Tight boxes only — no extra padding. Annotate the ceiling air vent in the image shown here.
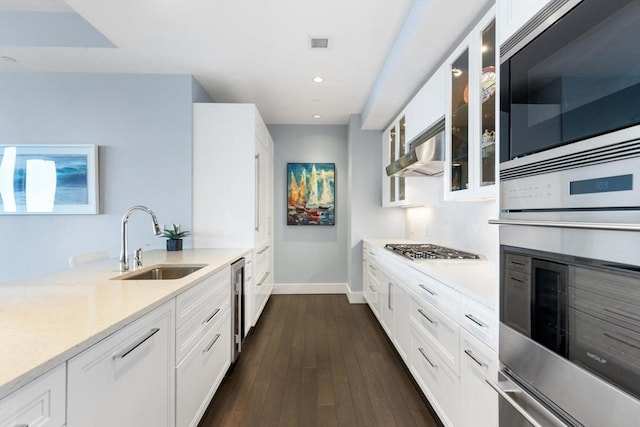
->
[309,37,329,49]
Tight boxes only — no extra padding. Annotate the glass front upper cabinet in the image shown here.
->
[479,19,496,187]
[450,48,470,192]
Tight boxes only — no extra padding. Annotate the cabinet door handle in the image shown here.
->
[257,271,269,286]
[257,245,270,255]
[388,282,393,310]
[465,313,487,328]
[255,153,260,232]
[419,284,437,296]
[202,308,221,325]
[369,285,376,292]
[369,264,377,271]
[14,424,29,427]
[464,349,487,367]
[417,308,437,325]
[114,328,160,359]
[418,347,437,369]
[203,333,221,353]
[369,251,376,256]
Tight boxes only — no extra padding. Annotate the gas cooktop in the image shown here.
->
[384,243,480,260]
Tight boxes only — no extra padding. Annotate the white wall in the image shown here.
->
[0,72,212,282]
[404,181,498,262]
[269,124,349,285]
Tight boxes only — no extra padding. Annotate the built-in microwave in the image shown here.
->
[499,0,640,164]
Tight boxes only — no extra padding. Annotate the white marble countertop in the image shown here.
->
[0,248,249,400]
[364,239,497,308]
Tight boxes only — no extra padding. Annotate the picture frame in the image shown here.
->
[287,162,335,226]
[0,144,99,215]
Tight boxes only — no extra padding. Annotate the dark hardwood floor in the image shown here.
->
[198,294,440,427]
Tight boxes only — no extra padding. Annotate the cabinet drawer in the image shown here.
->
[411,273,461,322]
[254,245,270,278]
[176,286,231,363]
[67,301,174,427]
[410,324,460,427]
[176,266,230,329]
[410,295,460,374]
[0,364,66,427]
[176,308,231,427]
[460,329,498,427]
[460,296,496,350]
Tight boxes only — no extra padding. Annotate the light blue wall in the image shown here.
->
[268,124,349,285]
[347,114,405,292]
[0,72,208,282]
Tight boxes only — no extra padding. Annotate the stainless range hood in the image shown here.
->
[386,119,445,177]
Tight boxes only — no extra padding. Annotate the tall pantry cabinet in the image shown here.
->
[192,103,274,334]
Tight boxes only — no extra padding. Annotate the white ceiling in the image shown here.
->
[0,0,492,129]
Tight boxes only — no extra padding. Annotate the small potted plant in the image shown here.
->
[161,224,190,251]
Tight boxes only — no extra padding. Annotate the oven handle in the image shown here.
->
[488,219,640,232]
[487,374,569,427]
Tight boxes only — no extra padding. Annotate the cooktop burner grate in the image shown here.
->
[384,243,480,260]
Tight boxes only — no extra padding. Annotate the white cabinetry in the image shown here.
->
[0,364,66,427]
[497,0,552,46]
[404,64,446,142]
[193,103,274,329]
[445,7,497,200]
[175,267,231,427]
[363,243,381,320]
[382,117,407,207]
[460,329,498,427]
[382,64,446,208]
[363,243,498,427]
[67,301,175,427]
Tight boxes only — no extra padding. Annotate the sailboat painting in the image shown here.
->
[287,162,335,225]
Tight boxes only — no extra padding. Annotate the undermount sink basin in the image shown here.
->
[115,264,207,280]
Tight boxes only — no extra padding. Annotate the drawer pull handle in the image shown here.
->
[604,307,640,322]
[509,277,525,283]
[203,333,221,353]
[418,347,437,369]
[14,425,29,427]
[257,271,269,286]
[417,308,437,325]
[369,285,376,292]
[603,332,640,351]
[257,245,270,255]
[464,349,487,367]
[465,313,487,328]
[369,251,376,256]
[369,264,377,271]
[203,308,221,325]
[419,284,437,296]
[114,328,160,359]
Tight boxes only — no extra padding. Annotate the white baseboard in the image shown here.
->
[273,283,347,295]
[273,283,366,304]
[346,289,365,304]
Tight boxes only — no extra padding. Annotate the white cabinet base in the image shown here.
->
[67,301,175,427]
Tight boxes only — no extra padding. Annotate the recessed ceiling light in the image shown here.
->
[312,76,325,83]
[312,114,321,119]
[1,56,17,63]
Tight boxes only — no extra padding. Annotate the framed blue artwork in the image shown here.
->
[0,144,99,215]
[287,162,335,225]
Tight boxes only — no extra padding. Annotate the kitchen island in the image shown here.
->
[0,248,249,400]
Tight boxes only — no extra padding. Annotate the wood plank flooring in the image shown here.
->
[198,294,441,427]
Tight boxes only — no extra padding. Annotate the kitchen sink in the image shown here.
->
[114,264,207,280]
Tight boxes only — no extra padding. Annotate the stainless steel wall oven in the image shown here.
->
[492,0,640,425]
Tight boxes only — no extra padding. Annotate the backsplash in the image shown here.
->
[404,200,498,262]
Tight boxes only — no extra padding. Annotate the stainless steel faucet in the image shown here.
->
[119,205,162,272]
